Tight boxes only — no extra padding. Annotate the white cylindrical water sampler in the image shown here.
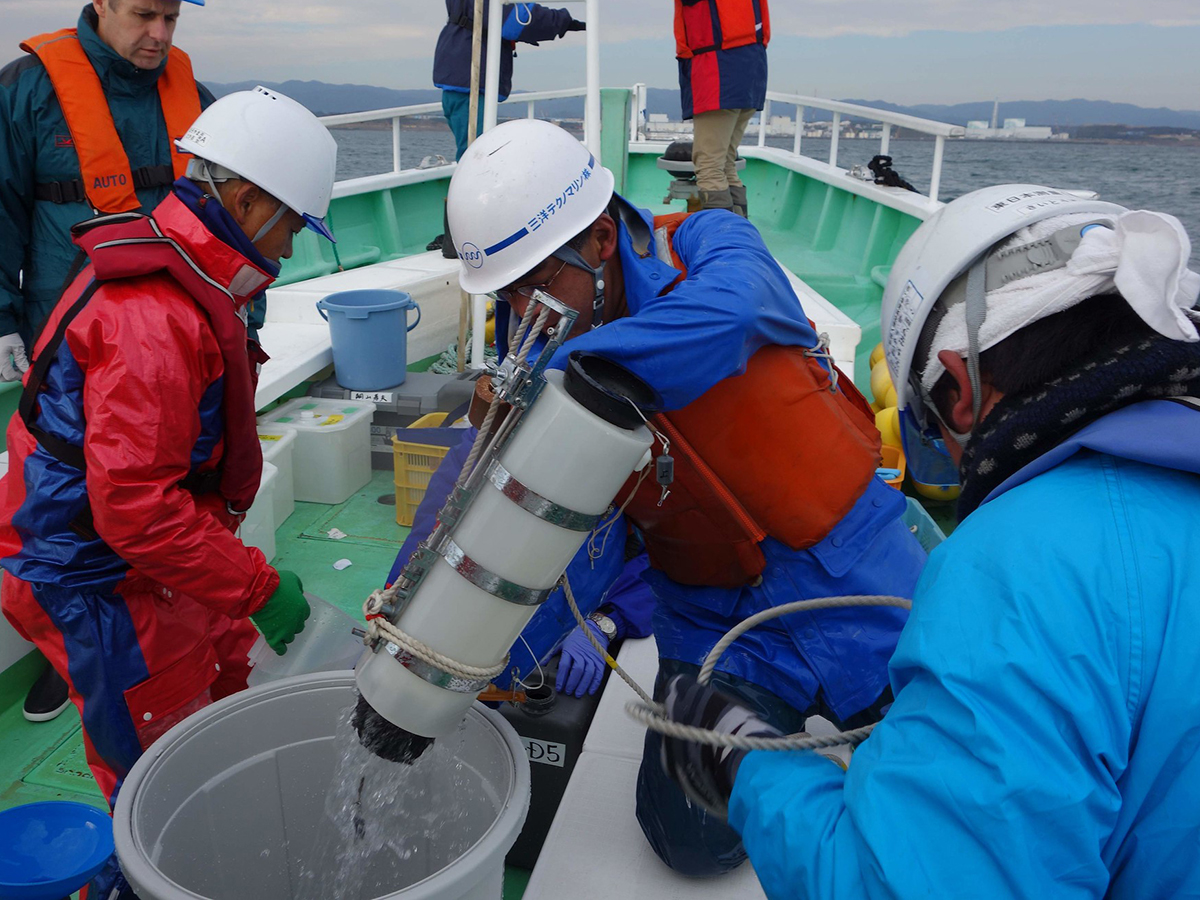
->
[355,353,656,759]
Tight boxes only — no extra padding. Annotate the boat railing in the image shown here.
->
[317,88,588,176]
[629,85,964,204]
[762,92,965,202]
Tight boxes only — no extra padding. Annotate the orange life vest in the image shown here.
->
[619,212,881,588]
[674,0,770,60]
[21,28,202,213]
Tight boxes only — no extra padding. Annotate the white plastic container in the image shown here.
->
[245,593,366,688]
[258,398,375,504]
[238,461,278,563]
[256,426,297,526]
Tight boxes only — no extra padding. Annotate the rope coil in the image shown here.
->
[562,571,913,751]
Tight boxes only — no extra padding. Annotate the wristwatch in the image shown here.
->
[587,611,618,642]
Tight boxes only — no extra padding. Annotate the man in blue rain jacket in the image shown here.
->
[659,186,1200,897]
[433,1,584,160]
[446,119,926,878]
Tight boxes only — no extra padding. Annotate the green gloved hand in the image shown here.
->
[249,570,310,655]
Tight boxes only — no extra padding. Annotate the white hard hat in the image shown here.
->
[176,86,338,242]
[447,119,615,295]
[881,184,1125,414]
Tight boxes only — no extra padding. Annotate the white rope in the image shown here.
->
[362,592,508,682]
[562,584,914,751]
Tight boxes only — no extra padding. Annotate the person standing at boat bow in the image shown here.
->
[659,185,1200,899]
[0,0,218,726]
[447,118,926,878]
[675,0,769,217]
[433,1,585,161]
[0,86,337,900]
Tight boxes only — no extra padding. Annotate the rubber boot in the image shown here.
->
[698,188,734,212]
[440,199,457,260]
[729,185,749,219]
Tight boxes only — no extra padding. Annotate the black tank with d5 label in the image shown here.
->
[499,654,611,870]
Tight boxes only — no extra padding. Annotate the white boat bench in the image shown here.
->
[524,635,769,900]
[254,253,861,411]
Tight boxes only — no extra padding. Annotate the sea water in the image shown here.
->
[329,126,1200,269]
[295,705,490,900]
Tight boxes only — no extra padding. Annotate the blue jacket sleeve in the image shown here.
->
[0,60,36,337]
[502,4,577,43]
[387,427,476,585]
[727,510,1129,899]
[603,551,654,639]
[553,211,819,411]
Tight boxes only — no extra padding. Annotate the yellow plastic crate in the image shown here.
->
[392,412,453,526]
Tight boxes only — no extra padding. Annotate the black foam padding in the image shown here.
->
[352,693,434,764]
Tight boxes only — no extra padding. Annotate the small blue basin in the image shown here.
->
[0,802,113,900]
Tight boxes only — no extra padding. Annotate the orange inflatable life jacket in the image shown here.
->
[21,28,202,213]
[618,212,881,588]
[674,0,770,60]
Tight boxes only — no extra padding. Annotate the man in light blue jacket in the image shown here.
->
[659,184,1200,898]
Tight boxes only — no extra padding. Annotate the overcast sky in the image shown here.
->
[2,1,1198,110]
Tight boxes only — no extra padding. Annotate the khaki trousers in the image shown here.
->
[691,108,755,192]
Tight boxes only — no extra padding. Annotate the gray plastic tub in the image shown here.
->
[113,672,530,900]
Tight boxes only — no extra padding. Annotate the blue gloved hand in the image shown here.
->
[555,621,609,698]
[660,674,780,818]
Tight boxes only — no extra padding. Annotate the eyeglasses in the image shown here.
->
[492,259,569,305]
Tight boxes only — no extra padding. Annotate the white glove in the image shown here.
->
[0,332,29,382]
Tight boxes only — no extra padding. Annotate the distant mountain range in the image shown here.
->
[208,80,1200,130]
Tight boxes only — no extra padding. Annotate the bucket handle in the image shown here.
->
[406,301,422,333]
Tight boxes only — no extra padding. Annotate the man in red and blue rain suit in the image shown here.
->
[0,85,329,898]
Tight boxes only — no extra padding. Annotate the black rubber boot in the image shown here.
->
[440,200,457,259]
[23,661,70,722]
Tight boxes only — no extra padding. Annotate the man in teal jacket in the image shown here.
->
[659,185,1200,898]
[0,0,214,368]
[0,0,211,721]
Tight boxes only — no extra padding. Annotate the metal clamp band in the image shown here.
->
[439,538,553,607]
[486,459,603,532]
[381,641,496,694]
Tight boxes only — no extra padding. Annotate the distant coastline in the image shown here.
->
[329,118,1197,147]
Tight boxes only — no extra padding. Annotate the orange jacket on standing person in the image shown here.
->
[674,0,770,118]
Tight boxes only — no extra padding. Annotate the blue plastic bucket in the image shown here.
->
[316,289,421,391]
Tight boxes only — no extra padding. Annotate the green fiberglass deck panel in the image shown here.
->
[0,654,105,814]
[275,174,450,288]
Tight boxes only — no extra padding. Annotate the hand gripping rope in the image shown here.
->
[561,572,913,751]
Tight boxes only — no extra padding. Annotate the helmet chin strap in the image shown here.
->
[552,245,607,330]
[185,158,288,245]
[251,200,289,244]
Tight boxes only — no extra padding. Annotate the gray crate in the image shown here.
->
[310,371,478,469]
